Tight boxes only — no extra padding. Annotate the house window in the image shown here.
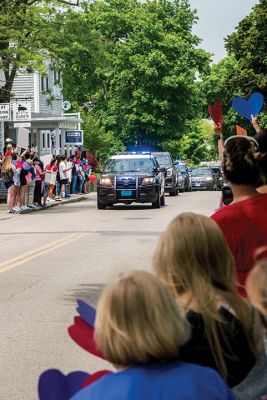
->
[42,132,46,149]
[54,71,61,84]
[41,75,49,92]
[47,133,50,149]
[59,133,62,148]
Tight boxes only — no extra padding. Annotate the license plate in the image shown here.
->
[195,183,200,187]
[121,190,132,196]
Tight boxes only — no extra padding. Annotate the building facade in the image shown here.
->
[6,65,81,156]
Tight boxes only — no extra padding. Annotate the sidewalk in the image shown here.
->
[0,193,95,220]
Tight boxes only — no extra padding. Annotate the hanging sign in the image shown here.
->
[13,102,31,122]
[0,103,10,121]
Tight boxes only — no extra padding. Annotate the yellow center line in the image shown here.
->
[0,233,89,274]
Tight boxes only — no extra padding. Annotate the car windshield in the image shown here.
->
[192,168,212,176]
[104,158,155,173]
[153,154,172,167]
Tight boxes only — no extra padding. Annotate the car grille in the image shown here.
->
[116,177,137,189]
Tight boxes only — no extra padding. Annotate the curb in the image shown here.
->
[20,193,92,214]
[0,193,96,217]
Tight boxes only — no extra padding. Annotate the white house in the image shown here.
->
[6,65,81,156]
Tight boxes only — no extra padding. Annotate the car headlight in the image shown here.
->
[167,168,172,176]
[99,177,112,186]
[206,177,213,181]
[142,177,156,185]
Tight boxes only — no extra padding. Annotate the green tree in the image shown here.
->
[61,0,211,148]
[97,0,210,146]
[162,119,216,165]
[81,110,125,161]
[225,0,267,99]
[202,0,267,137]
[0,0,78,103]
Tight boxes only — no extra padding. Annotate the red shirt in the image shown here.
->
[211,194,267,296]
[45,164,58,172]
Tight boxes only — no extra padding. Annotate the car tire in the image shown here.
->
[160,192,165,206]
[152,194,161,209]
[97,197,107,209]
[175,186,179,196]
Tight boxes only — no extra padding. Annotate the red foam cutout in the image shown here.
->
[208,101,223,125]
[68,316,106,360]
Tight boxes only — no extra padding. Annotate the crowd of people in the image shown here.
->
[0,139,92,213]
[38,119,267,400]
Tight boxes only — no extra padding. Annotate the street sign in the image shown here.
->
[14,122,31,128]
[0,103,10,121]
[65,130,83,145]
[13,102,31,122]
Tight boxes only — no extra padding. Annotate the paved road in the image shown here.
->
[0,191,220,399]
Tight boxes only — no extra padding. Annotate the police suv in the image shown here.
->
[97,152,166,209]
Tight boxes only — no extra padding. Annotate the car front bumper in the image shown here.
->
[98,185,159,204]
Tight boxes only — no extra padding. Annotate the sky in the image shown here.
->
[189,0,259,63]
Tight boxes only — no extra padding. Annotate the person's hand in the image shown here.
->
[251,114,262,134]
[251,114,258,125]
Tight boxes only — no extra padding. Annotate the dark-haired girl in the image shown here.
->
[211,136,267,297]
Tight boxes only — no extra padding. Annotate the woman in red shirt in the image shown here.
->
[211,136,267,296]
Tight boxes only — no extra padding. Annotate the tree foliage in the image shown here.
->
[81,110,125,161]
[0,0,76,102]
[162,119,217,165]
[202,0,267,137]
[62,0,211,151]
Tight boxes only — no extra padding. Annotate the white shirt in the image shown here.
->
[59,161,68,180]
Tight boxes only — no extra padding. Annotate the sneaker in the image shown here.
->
[12,206,21,212]
[55,197,62,201]
[21,206,30,211]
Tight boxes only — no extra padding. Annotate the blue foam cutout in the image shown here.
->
[76,299,96,328]
[232,92,264,121]
[38,369,89,400]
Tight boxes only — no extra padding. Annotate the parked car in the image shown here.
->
[175,162,192,192]
[97,152,166,209]
[151,152,178,196]
[191,167,217,191]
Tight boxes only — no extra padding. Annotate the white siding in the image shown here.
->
[39,69,63,115]
[11,67,63,116]
[11,69,35,111]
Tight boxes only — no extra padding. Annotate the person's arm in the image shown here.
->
[251,115,263,135]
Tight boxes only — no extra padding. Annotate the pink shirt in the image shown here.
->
[35,164,43,181]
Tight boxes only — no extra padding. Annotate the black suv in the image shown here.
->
[151,152,178,196]
[97,153,166,209]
